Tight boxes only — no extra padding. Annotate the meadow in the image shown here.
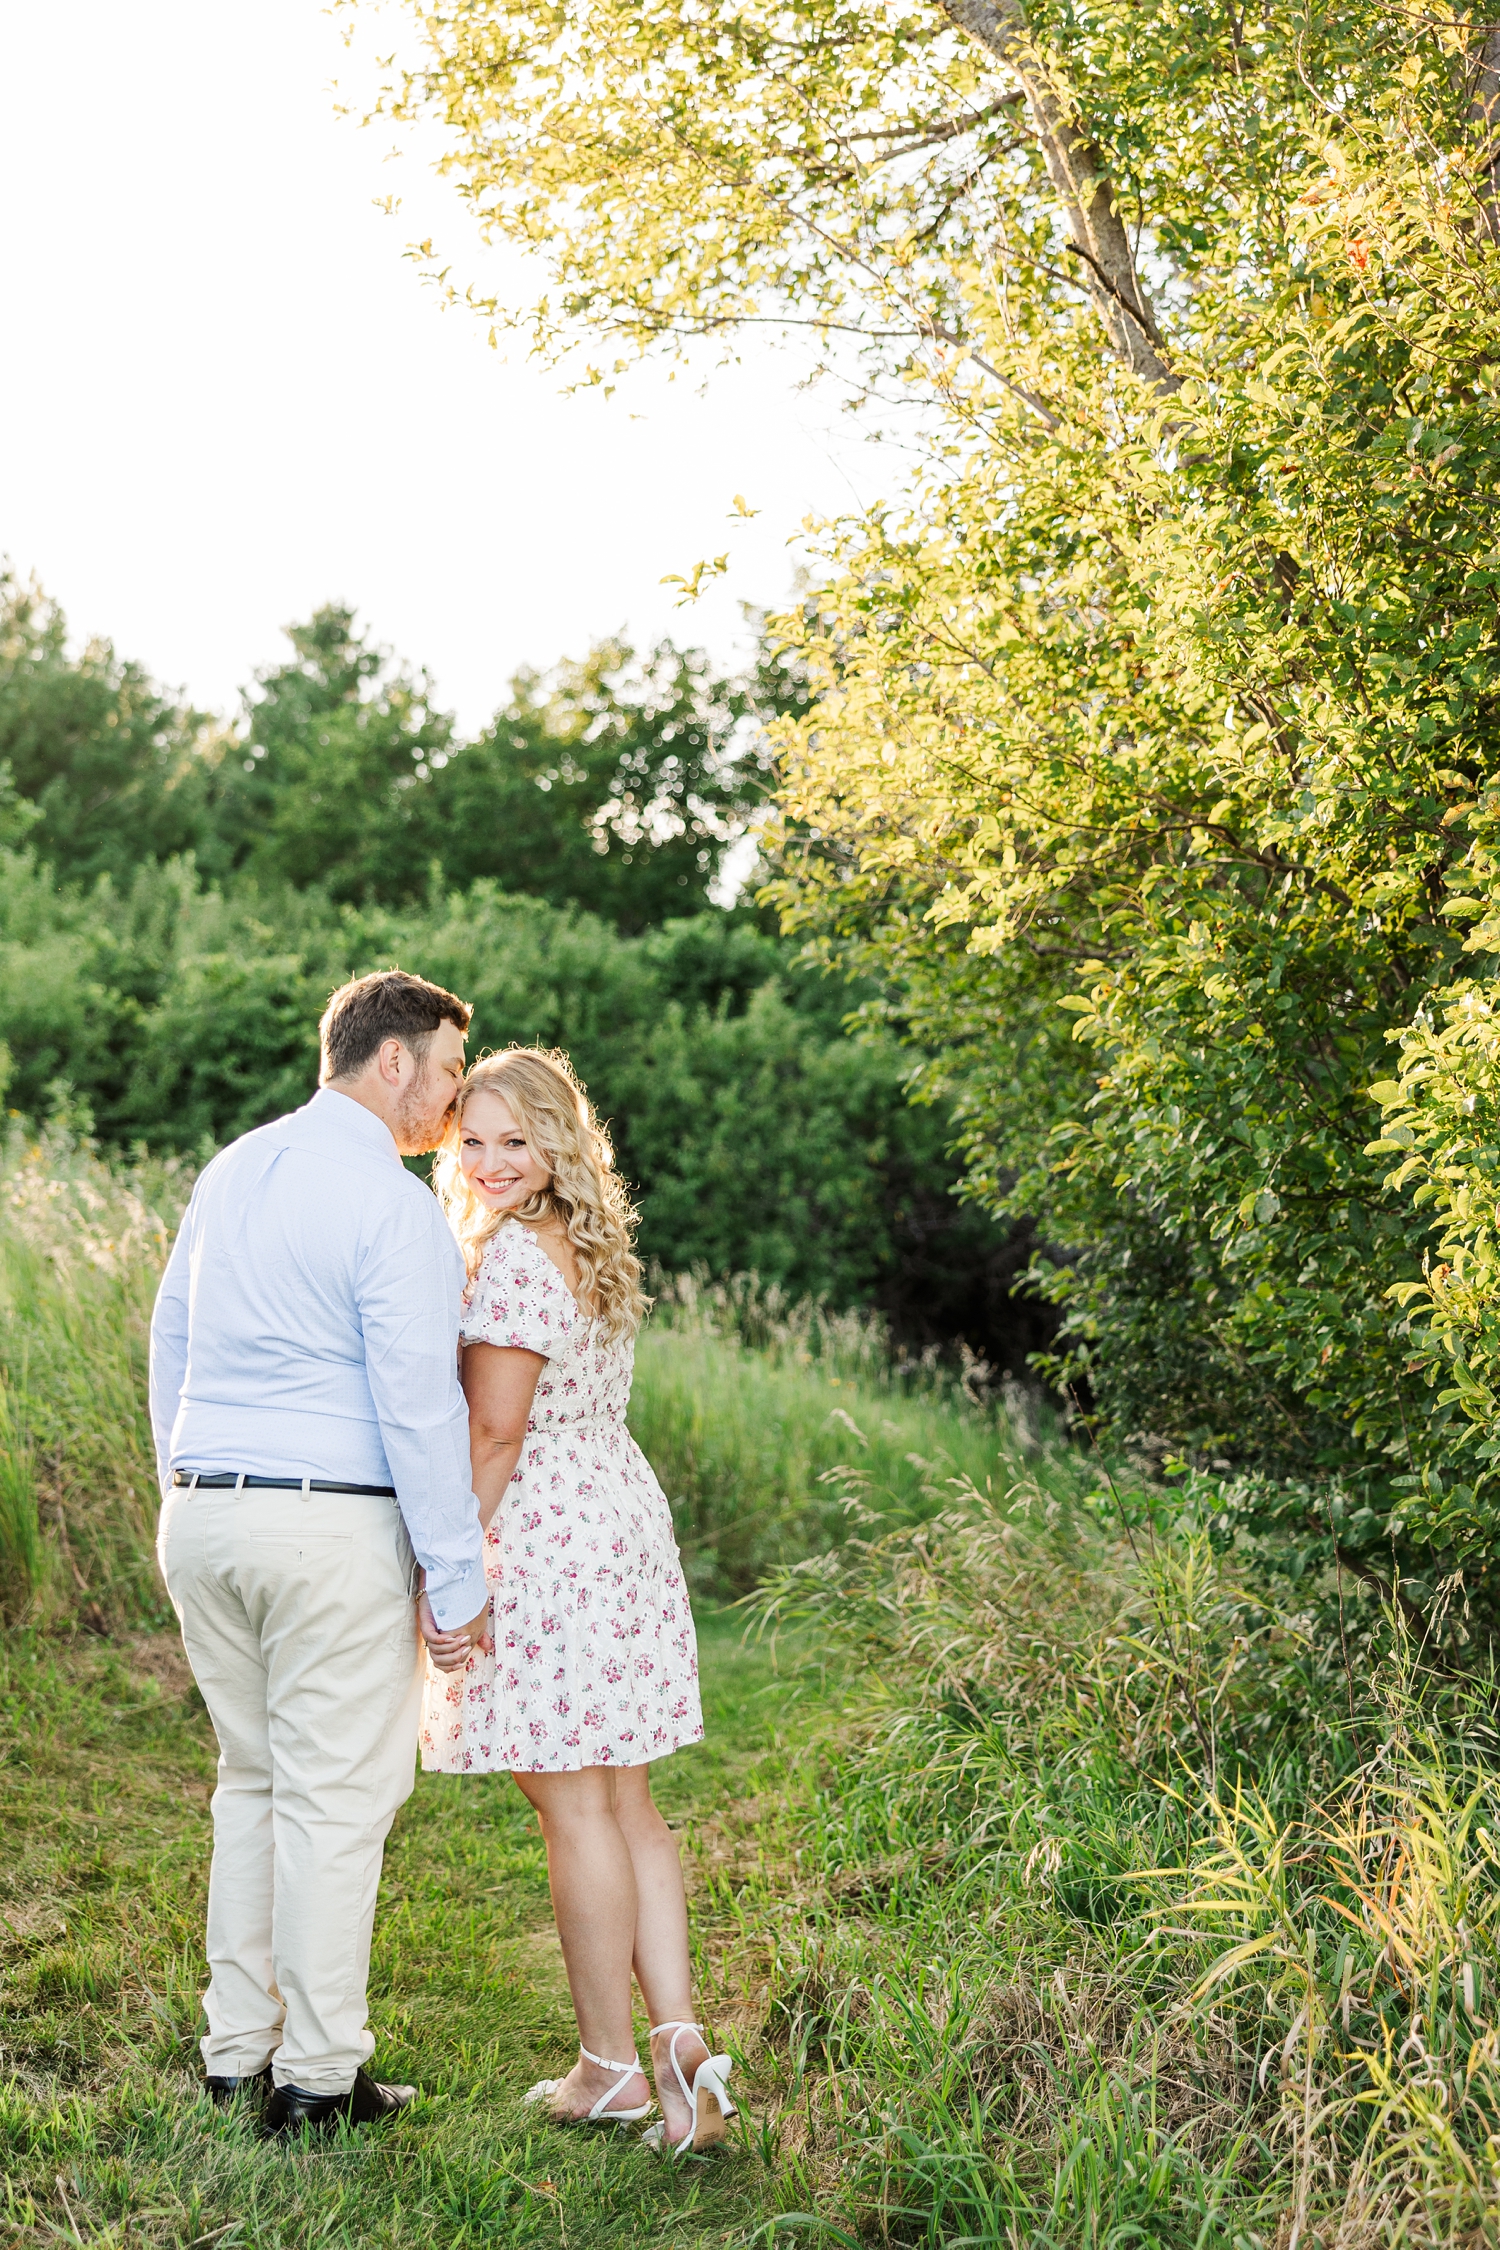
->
[3,1133,1500,2246]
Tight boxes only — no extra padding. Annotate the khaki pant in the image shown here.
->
[158,1485,424,2094]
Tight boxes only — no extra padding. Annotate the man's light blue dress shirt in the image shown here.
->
[149,1087,488,1630]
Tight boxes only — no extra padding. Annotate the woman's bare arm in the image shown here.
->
[463,1339,546,1532]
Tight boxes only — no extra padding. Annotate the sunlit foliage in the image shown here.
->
[362,0,1500,1631]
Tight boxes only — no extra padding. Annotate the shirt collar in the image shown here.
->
[305,1085,403,1165]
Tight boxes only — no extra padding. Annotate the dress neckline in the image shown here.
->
[504,1219,587,1321]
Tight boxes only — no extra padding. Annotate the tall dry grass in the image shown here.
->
[632,1269,1057,1593]
[0,1140,1045,1617]
[721,1476,1500,2244]
[0,1125,188,1626]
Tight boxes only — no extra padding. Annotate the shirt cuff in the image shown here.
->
[425,1557,490,1631]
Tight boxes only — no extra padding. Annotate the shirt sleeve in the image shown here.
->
[148,1197,194,1493]
[461,1228,572,1357]
[357,1189,488,1631]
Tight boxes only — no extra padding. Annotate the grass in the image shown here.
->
[17,1475,1490,2248]
[0,1607,826,2249]
[8,1132,1500,2243]
[0,1131,1036,1620]
[632,1271,1044,1595]
[725,1479,1500,2247]
[0,1122,188,1628]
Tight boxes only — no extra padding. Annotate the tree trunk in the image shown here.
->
[1471,26,1500,243]
[940,0,1180,393]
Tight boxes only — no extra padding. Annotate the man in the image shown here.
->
[151,968,490,2139]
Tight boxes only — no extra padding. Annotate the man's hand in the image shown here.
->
[417,1589,491,1673]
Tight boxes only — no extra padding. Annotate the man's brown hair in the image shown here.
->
[319,969,472,1083]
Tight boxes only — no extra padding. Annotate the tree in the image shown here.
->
[0,849,1026,1356]
[359,0,1500,1629]
[203,603,455,900]
[0,572,214,883]
[358,0,1180,400]
[427,637,771,929]
[204,607,769,924]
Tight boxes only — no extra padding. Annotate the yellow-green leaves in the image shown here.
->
[1366,984,1500,1494]
[353,0,1500,1609]
[660,553,729,603]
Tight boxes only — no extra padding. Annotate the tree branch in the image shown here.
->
[844,89,1027,153]
[938,0,1180,394]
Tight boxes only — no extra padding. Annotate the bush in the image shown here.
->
[0,855,1023,1349]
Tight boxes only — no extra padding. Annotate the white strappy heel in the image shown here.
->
[641,2020,737,2156]
[522,2043,653,2125]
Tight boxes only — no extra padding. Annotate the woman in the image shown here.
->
[420,1046,734,2155]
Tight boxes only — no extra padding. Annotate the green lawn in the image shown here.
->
[0,1608,823,2249]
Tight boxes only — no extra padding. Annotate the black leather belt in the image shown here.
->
[174,1471,397,1496]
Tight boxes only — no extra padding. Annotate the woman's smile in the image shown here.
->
[477,1170,520,1193]
[481,1170,528,1206]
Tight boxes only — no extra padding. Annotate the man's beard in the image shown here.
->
[392,1066,452,1156]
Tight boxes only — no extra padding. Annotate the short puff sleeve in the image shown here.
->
[460,1226,574,1358]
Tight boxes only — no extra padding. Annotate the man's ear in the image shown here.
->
[378,1036,407,1084]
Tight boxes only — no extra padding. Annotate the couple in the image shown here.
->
[150,969,733,2152]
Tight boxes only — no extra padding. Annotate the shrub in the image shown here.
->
[0,856,1020,1346]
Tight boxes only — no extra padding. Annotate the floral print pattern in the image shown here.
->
[420,1222,703,1774]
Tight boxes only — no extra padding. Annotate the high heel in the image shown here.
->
[522,2043,653,2125]
[641,2020,737,2157]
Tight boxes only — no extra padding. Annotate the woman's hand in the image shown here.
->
[418,1587,492,1670]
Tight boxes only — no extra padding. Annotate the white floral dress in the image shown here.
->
[420,1222,703,1774]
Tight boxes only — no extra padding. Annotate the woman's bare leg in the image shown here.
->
[510,1766,650,2119]
[612,1765,711,2145]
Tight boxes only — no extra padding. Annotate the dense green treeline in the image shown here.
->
[0,573,1026,1352]
[0,576,784,927]
[0,854,1006,1324]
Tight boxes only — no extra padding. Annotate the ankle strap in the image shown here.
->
[648,2020,707,2109]
[579,2043,640,2074]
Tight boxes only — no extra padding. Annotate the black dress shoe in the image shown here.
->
[261,2066,416,2139]
[206,2066,272,2110]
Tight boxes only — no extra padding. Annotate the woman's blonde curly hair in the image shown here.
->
[434,1046,648,1343]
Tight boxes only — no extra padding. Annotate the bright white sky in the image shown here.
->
[0,2,874,733]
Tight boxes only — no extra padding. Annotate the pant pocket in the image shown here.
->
[394,1516,420,1598]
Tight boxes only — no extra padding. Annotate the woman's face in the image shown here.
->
[458,1088,552,1213]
